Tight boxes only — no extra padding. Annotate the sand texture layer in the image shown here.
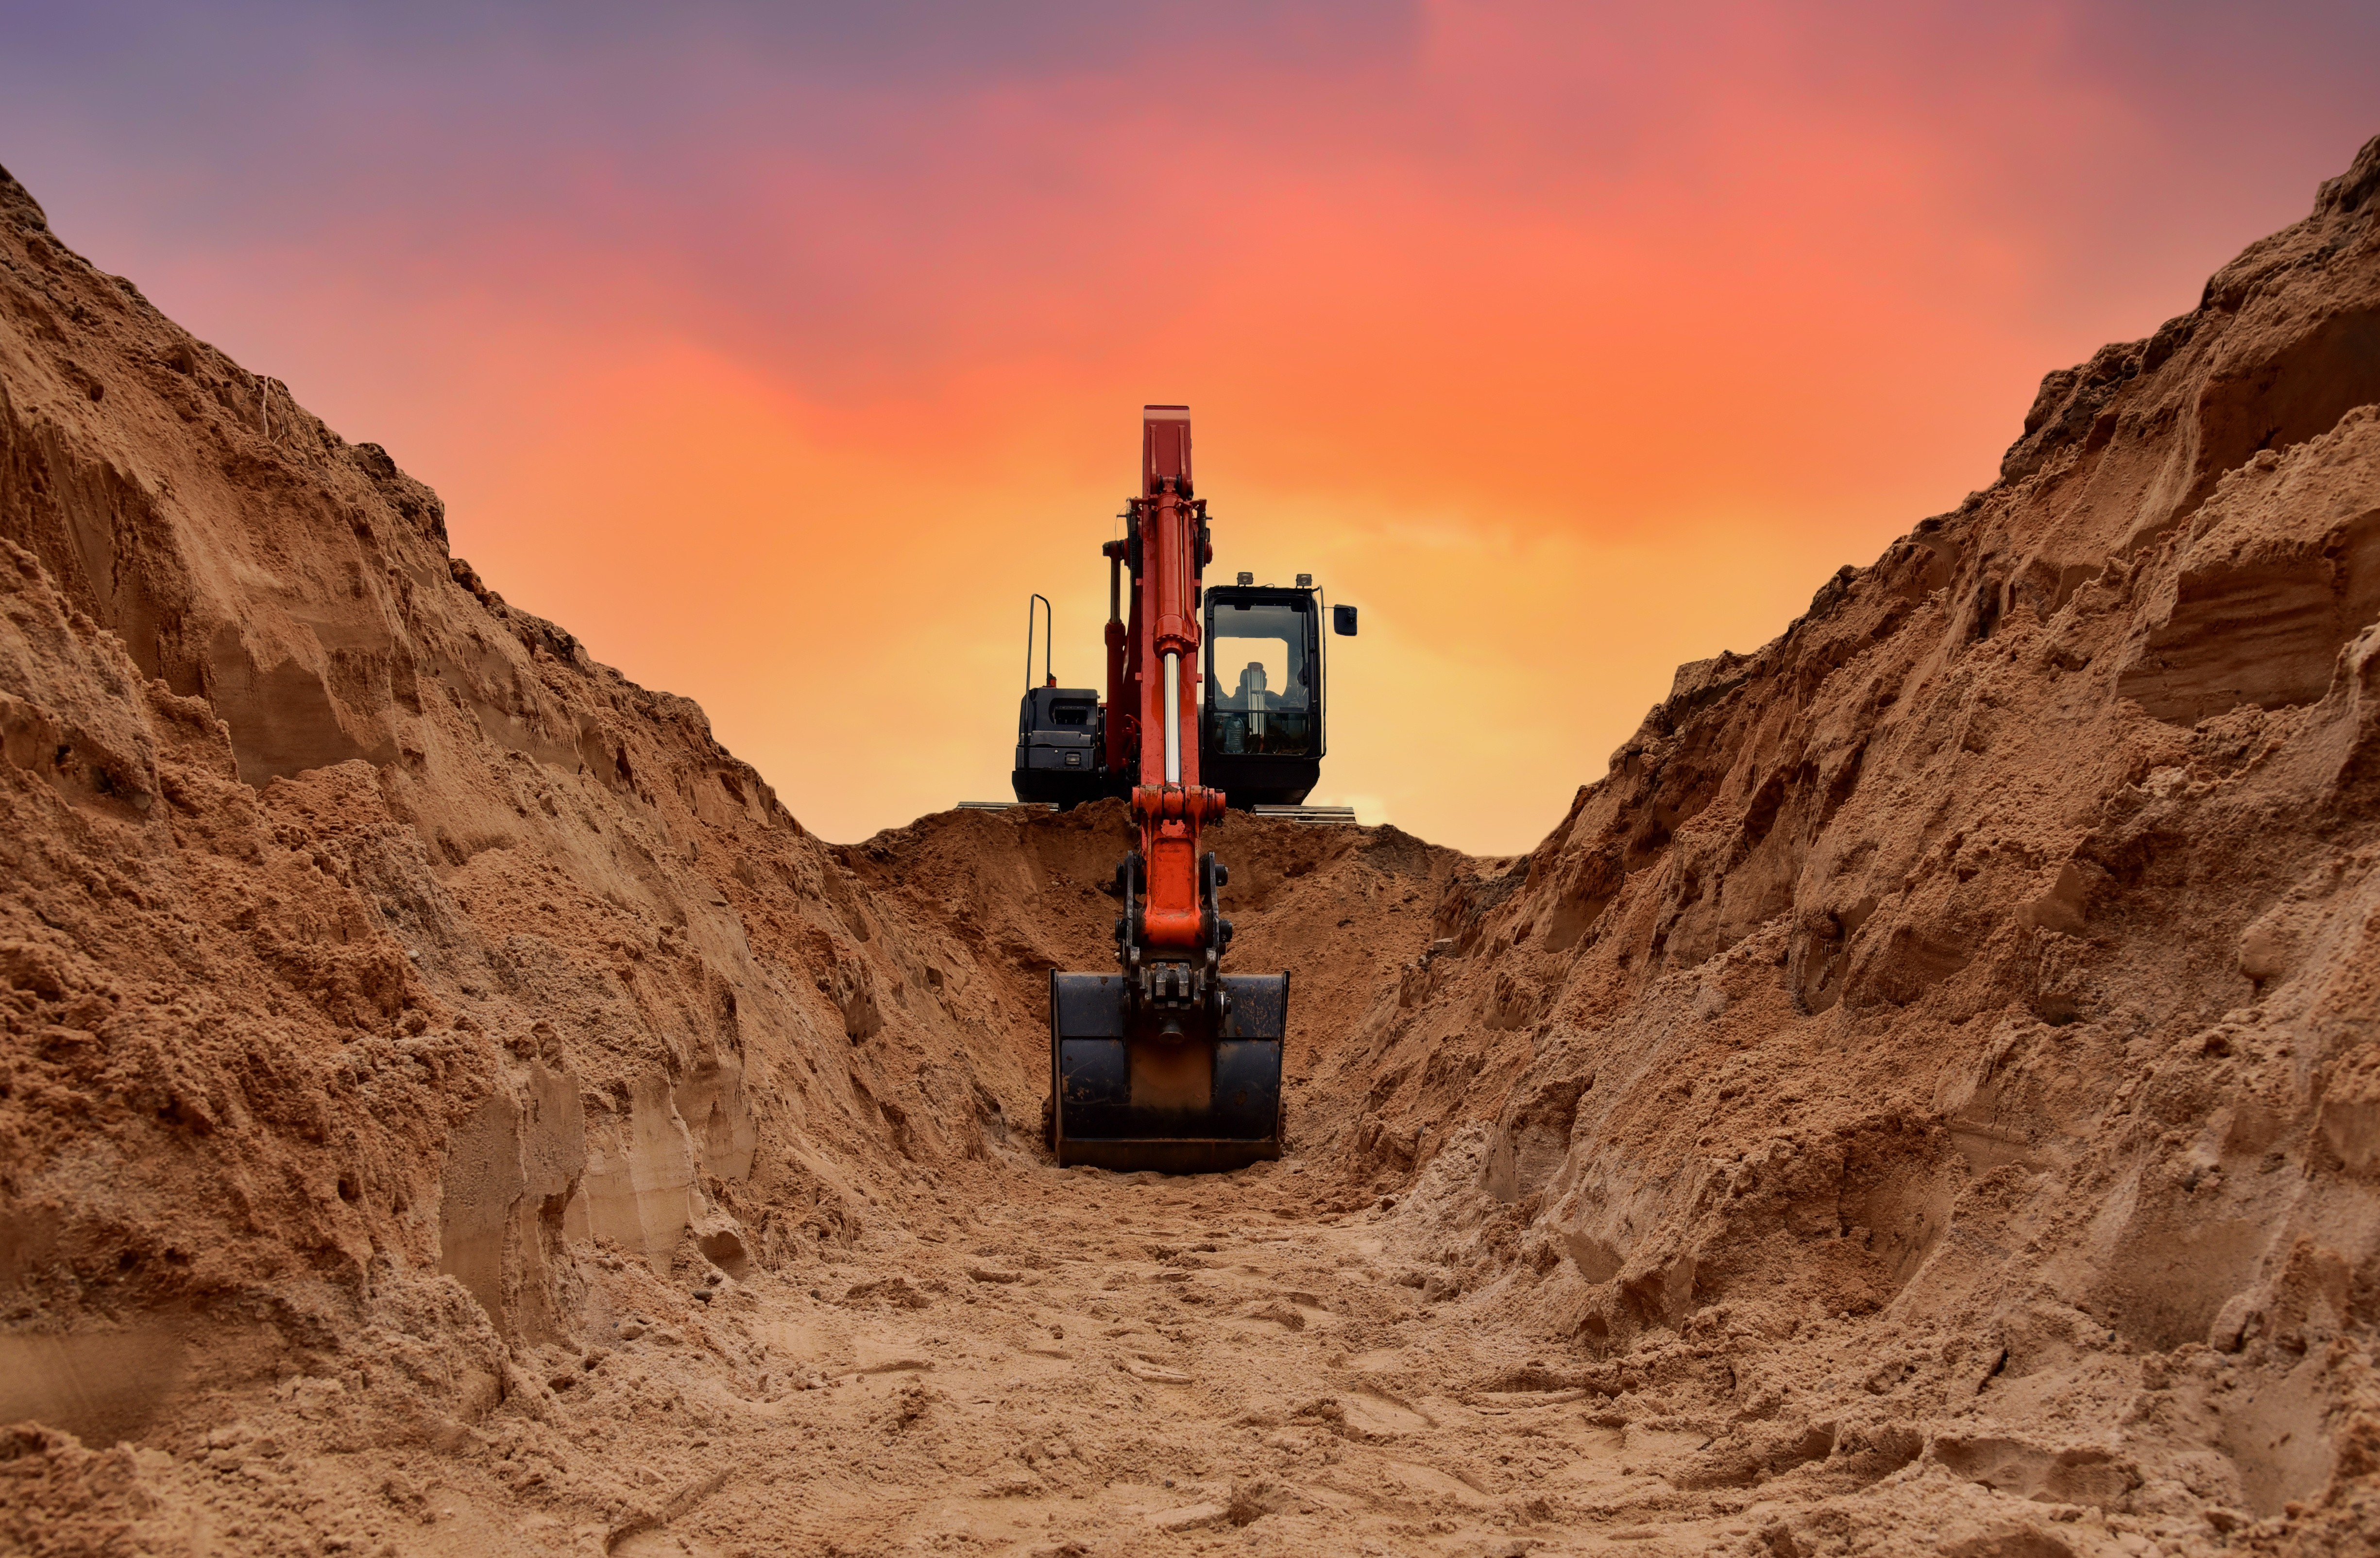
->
[3,138,2380,1557]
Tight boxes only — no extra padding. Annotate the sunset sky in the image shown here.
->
[3,3,2374,852]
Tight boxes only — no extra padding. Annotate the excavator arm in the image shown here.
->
[1047,406,1287,1172]
[1123,407,1224,985]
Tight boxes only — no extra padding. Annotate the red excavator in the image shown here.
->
[1015,406,1356,1171]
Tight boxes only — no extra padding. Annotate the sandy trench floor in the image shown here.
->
[260,1154,1763,1558]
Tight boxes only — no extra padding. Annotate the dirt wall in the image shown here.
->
[3,138,2379,1557]
[0,154,1064,1418]
[1333,135,2380,1555]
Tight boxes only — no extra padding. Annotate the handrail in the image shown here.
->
[1024,593,1053,690]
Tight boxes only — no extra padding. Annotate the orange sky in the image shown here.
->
[5,3,2375,850]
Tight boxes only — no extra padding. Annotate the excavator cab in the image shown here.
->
[1201,582,1324,806]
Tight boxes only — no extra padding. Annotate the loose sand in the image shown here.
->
[4,139,2380,1556]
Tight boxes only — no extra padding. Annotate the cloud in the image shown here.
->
[2,2,2370,850]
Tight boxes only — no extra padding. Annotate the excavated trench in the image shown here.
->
[8,144,2380,1557]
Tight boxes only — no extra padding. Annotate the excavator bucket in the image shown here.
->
[1048,971,1287,1172]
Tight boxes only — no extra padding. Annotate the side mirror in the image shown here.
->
[1333,604,1358,636]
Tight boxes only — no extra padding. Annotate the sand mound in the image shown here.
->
[2,137,2378,1555]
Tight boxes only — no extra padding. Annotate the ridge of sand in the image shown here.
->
[3,137,2379,1556]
